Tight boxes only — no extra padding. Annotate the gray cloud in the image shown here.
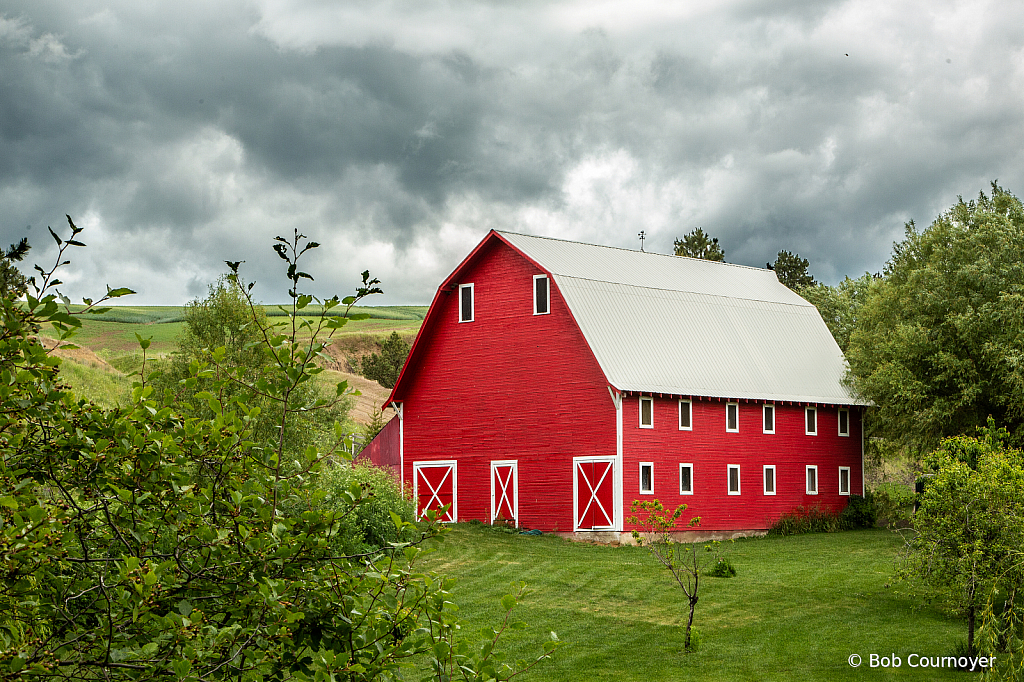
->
[1,0,1023,304]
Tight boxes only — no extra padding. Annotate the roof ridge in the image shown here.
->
[496,229,776,274]
[554,274,814,308]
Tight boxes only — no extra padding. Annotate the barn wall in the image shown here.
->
[622,397,863,531]
[399,239,615,531]
[355,415,401,479]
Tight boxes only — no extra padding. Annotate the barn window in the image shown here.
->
[839,467,851,496]
[679,463,693,495]
[726,402,739,432]
[805,406,817,435]
[459,283,474,322]
[838,408,850,437]
[763,404,775,434]
[639,462,654,494]
[678,399,692,430]
[533,275,549,315]
[806,465,818,495]
[639,397,653,428]
[728,465,741,495]
[763,465,776,495]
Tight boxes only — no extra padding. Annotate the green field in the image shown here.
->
[422,526,965,681]
[40,305,427,356]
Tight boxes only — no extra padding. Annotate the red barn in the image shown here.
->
[376,230,865,540]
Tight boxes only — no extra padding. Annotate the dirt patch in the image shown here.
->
[38,337,121,373]
[321,369,396,427]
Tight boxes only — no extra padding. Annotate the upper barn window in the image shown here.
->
[838,408,850,437]
[805,406,817,435]
[533,275,550,315]
[459,283,474,322]
[726,402,739,433]
[639,397,654,428]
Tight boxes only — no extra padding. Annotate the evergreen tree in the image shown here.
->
[673,228,725,261]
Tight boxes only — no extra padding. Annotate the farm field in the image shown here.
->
[421,525,965,681]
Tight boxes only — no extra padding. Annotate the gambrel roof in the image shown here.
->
[388,230,861,408]
[497,231,859,405]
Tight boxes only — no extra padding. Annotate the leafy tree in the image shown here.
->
[0,238,30,299]
[898,424,1024,660]
[799,274,877,353]
[627,499,729,652]
[846,183,1024,449]
[770,250,816,290]
[673,228,725,261]
[359,331,411,389]
[0,220,558,681]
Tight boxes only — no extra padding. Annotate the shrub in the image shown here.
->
[839,494,877,529]
[317,462,416,554]
[706,556,737,578]
[767,505,842,536]
[871,481,915,527]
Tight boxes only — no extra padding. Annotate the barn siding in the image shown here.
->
[356,415,401,479]
[399,240,615,531]
[622,396,862,531]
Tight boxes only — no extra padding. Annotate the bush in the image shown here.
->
[839,494,877,529]
[871,481,915,527]
[767,505,842,536]
[706,556,737,578]
[317,462,416,554]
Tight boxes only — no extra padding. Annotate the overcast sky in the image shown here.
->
[2,0,1022,305]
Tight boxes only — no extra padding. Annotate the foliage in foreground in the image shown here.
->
[897,423,1024,673]
[0,218,557,681]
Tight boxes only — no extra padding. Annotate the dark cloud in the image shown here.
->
[1,1,1022,304]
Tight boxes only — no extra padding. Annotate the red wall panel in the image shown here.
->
[623,396,862,531]
[398,240,616,532]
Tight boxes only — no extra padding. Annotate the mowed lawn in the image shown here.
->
[421,526,965,681]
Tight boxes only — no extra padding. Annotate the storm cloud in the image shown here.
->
[2,0,1023,303]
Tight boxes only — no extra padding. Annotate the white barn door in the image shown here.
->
[574,457,616,531]
[490,460,518,527]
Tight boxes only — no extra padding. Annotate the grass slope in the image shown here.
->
[423,526,963,681]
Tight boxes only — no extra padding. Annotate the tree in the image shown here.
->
[0,219,558,681]
[673,228,725,261]
[898,425,1024,660]
[770,250,816,290]
[798,274,877,353]
[359,331,411,389]
[627,500,730,652]
[0,237,30,298]
[846,183,1024,450]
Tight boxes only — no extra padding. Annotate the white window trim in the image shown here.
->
[458,283,474,323]
[728,464,741,495]
[726,402,739,433]
[763,465,776,496]
[490,460,519,527]
[639,396,654,429]
[838,408,850,437]
[678,399,692,431]
[679,463,694,495]
[413,460,458,522]
[763,404,775,434]
[532,274,550,315]
[806,465,818,495]
[639,462,654,495]
[805,406,817,436]
[839,466,851,496]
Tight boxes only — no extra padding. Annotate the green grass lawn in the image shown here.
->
[421,526,966,681]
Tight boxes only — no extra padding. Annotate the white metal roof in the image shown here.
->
[498,231,860,405]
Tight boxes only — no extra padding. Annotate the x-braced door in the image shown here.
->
[490,460,518,527]
[413,461,457,522]
[574,457,616,531]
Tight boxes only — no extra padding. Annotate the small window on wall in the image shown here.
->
[839,467,851,496]
[806,465,818,495]
[679,463,693,495]
[763,404,775,434]
[640,462,654,494]
[838,408,850,437]
[763,465,776,495]
[459,283,474,322]
[728,465,741,495]
[679,399,692,430]
[805,406,817,435]
[639,397,653,428]
[726,402,739,432]
[533,275,550,315]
